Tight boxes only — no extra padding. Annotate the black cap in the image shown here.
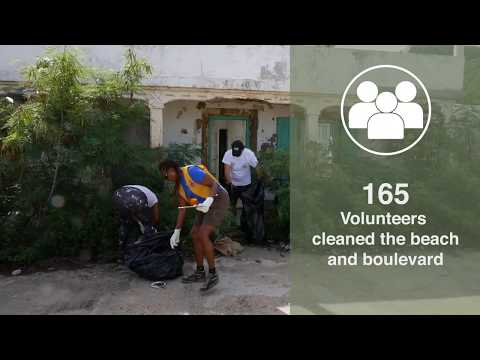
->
[232,140,245,157]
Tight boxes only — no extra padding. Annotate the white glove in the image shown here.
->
[170,229,181,249]
[196,197,214,213]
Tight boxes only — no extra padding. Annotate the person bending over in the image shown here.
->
[112,185,160,262]
[159,160,229,292]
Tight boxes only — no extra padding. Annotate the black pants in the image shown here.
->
[230,184,252,209]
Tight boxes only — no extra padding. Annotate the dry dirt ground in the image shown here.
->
[0,246,289,315]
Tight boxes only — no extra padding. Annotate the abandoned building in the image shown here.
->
[0,45,468,178]
[0,45,291,181]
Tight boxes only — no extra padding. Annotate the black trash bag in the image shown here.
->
[240,181,265,245]
[124,230,183,281]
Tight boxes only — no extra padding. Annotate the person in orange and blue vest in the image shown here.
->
[159,160,230,292]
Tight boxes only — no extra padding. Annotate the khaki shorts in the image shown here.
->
[193,190,230,228]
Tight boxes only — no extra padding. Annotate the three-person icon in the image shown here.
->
[348,80,424,140]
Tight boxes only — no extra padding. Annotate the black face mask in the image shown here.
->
[232,140,245,157]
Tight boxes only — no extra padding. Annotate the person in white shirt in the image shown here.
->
[112,185,160,262]
[222,140,258,214]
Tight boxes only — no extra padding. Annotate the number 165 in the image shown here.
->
[362,183,409,205]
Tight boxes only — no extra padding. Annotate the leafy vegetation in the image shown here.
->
[0,47,198,265]
[291,104,480,252]
[257,147,290,241]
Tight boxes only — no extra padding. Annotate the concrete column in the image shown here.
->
[302,99,333,142]
[306,113,320,142]
[149,103,165,148]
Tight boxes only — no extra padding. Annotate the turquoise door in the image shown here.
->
[276,117,290,150]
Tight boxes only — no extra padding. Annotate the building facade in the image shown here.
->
[0,45,466,177]
[0,45,291,179]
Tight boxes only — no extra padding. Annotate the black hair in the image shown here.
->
[159,159,180,173]
[232,140,244,149]
[231,140,245,157]
[158,159,181,193]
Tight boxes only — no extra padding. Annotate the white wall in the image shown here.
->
[163,100,201,146]
[0,45,290,92]
[258,104,290,147]
[162,100,290,150]
[0,45,464,96]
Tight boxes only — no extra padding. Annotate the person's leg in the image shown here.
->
[198,190,230,291]
[113,188,135,262]
[199,224,219,291]
[118,214,131,261]
[191,224,205,268]
[198,224,216,270]
[182,218,207,283]
[230,185,240,216]
[238,185,252,242]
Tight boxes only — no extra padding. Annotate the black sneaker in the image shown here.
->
[200,272,219,292]
[182,270,206,283]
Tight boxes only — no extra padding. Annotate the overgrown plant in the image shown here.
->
[0,46,163,265]
[290,104,480,252]
[257,147,290,242]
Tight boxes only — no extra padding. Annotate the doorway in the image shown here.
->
[218,129,228,186]
[208,115,250,179]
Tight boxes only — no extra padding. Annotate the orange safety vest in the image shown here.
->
[177,164,219,206]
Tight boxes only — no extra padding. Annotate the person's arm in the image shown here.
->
[224,164,232,184]
[169,196,186,249]
[248,149,259,168]
[192,175,218,214]
[200,174,219,197]
[152,203,160,225]
[222,152,232,184]
[175,196,187,229]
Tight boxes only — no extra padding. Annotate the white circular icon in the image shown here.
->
[376,92,398,113]
[395,80,417,102]
[357,81,378,102]
[340,65,431,156]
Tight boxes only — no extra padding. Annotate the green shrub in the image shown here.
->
[0,141,201,265]
[257,148,290,242]
[0,47,204,266]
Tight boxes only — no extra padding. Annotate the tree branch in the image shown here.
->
[47,152,60,205]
